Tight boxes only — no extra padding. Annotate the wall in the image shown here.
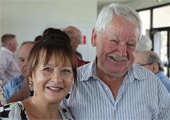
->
[0,0,97,61]
[1,0,170,62]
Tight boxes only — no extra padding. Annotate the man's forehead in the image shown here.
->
[19,43,34,52]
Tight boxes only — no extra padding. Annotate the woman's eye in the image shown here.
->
[62,69,71,73]
[43,68,51,71]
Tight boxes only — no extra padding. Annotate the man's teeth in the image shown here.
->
[110,56,123,61]
[48,87,61,90]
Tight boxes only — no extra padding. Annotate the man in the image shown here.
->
[64,26,88,67]
[0,34,20,85]
[63,3,170,119]
[3,41,35,100]
[135,51,170,93]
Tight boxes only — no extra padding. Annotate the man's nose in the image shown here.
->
[116,42,127,57]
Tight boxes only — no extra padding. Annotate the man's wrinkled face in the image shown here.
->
[11,38,18,52]
[93,15,140,77]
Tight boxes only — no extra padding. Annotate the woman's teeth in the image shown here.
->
[48,87,62,90]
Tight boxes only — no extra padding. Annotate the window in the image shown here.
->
[138,10,150,35]
[153,5,170,28]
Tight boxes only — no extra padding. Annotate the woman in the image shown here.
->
[0,29,77,119]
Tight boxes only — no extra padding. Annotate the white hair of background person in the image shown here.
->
[136,35,152,52]
[95,3,142,41]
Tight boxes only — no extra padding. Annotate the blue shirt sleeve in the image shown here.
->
[3,79,12,100]
[3,75,24,100]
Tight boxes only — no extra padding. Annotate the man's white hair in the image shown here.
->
[95,3,142,41]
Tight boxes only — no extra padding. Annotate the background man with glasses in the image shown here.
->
[135,50,170,93]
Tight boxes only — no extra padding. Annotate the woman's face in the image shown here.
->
[29,51,73,104]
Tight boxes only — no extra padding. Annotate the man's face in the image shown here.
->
[19,43,34,77]
[11,38,18,52]
[70,31,82,51]
[135,52,153,71]
[92,15,140,77]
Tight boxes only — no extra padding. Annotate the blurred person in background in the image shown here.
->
[64,26,89,67]
[0,34,20,85]
[135,51,170,93]
[136,35,152,52]
[3,41,35,101]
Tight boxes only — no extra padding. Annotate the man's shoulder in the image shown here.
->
[156,71,170,81]
[0,49,12,61]
[76,62,93,82]
[132,64,159,81]
[3,75,22,88]
[77,62,91,74]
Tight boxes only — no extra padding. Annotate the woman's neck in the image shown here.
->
[22,97,62,120]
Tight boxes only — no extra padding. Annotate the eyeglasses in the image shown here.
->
[138,63,153,66]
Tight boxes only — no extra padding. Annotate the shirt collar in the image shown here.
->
[1,47,13,55]
[79,60,147,82]
[79,58,98,82]
[122,64,147,83]
[132,64,147,80]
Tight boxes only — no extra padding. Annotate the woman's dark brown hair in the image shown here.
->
[27,28,77,84]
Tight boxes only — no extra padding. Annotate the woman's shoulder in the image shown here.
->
[58,104,74,120]
[0,101,29,120]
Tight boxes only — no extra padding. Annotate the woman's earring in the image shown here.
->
[29,81,34,96]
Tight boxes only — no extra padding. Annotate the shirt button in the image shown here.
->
[114,107,116,110]
[105,87,108,90]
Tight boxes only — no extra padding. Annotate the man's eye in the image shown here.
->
[111,40,118,43]
[127,43,135,47]
[19,59,24,62]
[111,40,119,45]
[43,68,51,71]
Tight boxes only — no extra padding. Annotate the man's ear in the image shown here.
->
[91,28,97,47]
[152,63,159,74]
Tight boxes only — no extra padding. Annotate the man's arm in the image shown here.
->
[0,53,8,85]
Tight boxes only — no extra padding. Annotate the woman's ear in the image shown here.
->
[152,63,159,74]
[91,28,97,47]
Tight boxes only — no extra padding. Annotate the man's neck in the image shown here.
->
[97,67,125,100]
